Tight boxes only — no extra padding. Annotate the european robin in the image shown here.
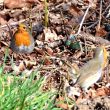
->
[10,23,34,53]
[73,46,108,90]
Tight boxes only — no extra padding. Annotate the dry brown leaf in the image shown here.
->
[36,40,44,46]
[22,69,33,77]
[0,14,8,25]
[43,57,52,65]
[49,13,61,24]
[84,0,97,8]
[76,93,85,104]
[89,89,97,98]
[88,87,110,99]
[27,0,40,3]
[56,96,69,110]
[24,60,36,67]
[69,4,84,22]
[96,87,110,96]
[95,27,107,37]
[69,5,83,16]
[4,0,38,9]
[43,28,59,42]
[12,61,25,75]
[35,47,45,55]
[73,51,84,59]
[18,61,25,71]
[45,46,53,55]
[12,64,20,74]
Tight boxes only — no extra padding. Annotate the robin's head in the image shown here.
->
[94,46,109,68]
[94,47,103,57]
[94,46,108,57]
[18,23,27,33]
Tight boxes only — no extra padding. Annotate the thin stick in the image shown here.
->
[0,12,43,29]
[76,4,91,55]
[97,0,102,30]
[76,4,91,35]
[87,3,110,29]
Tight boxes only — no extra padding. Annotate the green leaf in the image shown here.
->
[70,41,80,50]
[65,40,71,46]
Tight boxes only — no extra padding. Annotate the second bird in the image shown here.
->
[74,46,108,91]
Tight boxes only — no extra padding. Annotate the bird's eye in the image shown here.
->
[23,26,26,29]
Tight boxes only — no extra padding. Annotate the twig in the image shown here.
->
[102,4,110,15]
[87,3,110,29]
[76,4,91,35]
[0,12,44,29]
[97,0,102,30]
[86,21,99,29]
[75,4,91,55]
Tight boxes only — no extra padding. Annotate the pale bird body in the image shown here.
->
[76,46,108,90]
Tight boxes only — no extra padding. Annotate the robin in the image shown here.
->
[68,46,108,91]
[10,23,34,53]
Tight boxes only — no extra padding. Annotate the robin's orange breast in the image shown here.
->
[14,31,31,46]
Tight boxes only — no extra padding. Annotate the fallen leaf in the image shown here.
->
[18,61,25,71]
[44,28,59,42]
[24,60,36,68]
[84,0,97,8]
[0,14,8,25]
[4,0,39,9]
[96,87,110,96]
[35,47,45,55]
[45,46,53,55]
[69,4,84,23]
[12,61,25,75]
[56,96,69,110]
[22,69,33,77]
[69,4,84,17]
[95,27,107,37]
[43,57,52,65]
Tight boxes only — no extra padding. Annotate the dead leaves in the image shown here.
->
[0,0,110,109]
[12,60,36,75]
[43,28,59,42]
[4,0,39,9]
[95,26,107,37]
[0,14,8,25]
[56,96,69,110]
